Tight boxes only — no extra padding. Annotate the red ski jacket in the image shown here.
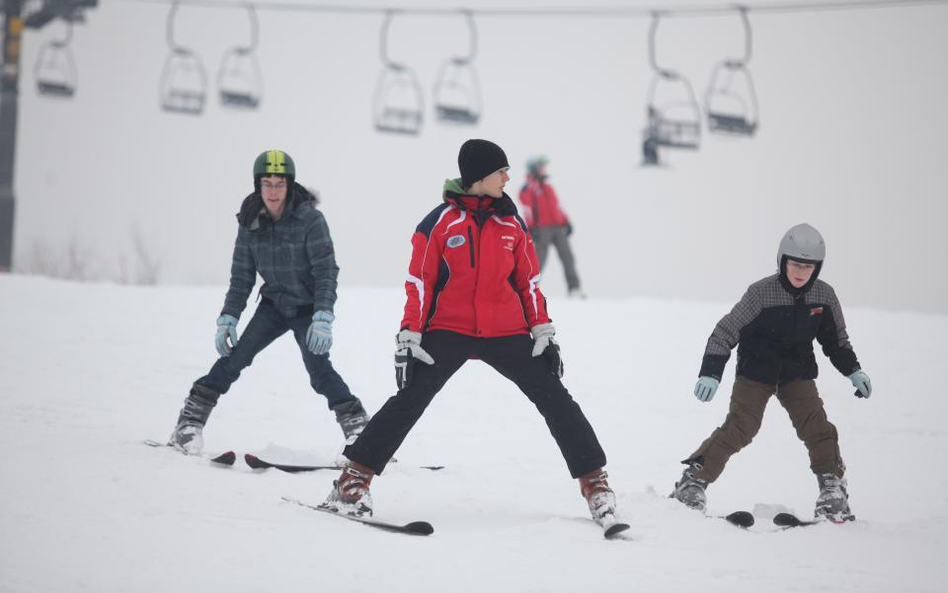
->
[518,177,570,228]
[400,179,551,337]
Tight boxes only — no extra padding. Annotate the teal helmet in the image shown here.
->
[526,155,549,178]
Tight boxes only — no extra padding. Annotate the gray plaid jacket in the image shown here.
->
[221,187,338,320]
[699,274,860,385]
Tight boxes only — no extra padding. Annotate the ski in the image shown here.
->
[281,496,434,536]
[246,453,443,473]
[722,510,755,528]
[143,439,236,466]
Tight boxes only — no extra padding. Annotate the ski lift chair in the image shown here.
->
[217,6,263,109]
[433,58,482,125]
[159,48,207,115]
[218,48,263,109]
[34,21,77,97]
[35,41,77,97]
[645,74,702,149]
[373,65,424,136]
[642,12,701,151]
[704,62,758,137]
[433,12,481,126]
[159,3,207,115]
[704,7,759,137]
[373,11,424,136]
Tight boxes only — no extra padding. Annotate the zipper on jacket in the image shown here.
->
[467,226,475,268]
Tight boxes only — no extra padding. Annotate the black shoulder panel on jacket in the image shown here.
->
[416,203,451,238]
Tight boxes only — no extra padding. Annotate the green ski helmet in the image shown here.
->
[253,149,295,191]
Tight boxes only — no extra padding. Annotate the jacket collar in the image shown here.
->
[442,177,517,220]
[237,183,316,230]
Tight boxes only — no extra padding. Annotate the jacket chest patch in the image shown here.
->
[809,306,824,316]
[446,234,466,248]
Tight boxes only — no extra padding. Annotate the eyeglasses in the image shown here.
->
[262,181,287,191]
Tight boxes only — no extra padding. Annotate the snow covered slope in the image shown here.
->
[1,275,944,592]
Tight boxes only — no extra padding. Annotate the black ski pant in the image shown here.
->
[344,330,607,478]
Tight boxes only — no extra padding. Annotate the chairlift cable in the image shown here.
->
[121,0,948,18]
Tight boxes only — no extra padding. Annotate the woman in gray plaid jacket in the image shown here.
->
[670,223,873,523]
[167,150,369,455]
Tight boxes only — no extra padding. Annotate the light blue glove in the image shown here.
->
[848,370,872,398]
[306,310,334,355]
[215,314,239,357]
[694,377,720,403]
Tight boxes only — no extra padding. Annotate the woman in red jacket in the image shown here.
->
[519,156,584,298]
[321,140,618,528]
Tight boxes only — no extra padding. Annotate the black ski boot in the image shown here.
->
[168,384,217,455]
[332,398,370,445]
[815,473,855,522]
[670,461,709,512]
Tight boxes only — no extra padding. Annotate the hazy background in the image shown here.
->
[11,0,948,314]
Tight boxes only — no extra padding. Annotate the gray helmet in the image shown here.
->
[777,223,825,269]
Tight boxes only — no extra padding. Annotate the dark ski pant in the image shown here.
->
[685,377,845,482]
[194,300,354,409]
[344,330,607,478]
[531,225,581,291]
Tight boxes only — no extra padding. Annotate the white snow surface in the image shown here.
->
[1,274,945,593]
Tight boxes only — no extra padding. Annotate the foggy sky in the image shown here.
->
[11,0,948,314]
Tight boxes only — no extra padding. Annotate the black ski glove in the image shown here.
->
[394,330,435,390]
[531,323,564,378]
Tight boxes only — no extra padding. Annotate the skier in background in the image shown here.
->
[167,150,370,455]
[518,156,585,298]
[320,139,619,528]
[670,223,872,522]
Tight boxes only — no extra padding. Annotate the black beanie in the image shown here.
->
[458,139,509,189]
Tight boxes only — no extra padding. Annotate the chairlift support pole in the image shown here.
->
[1,0,24,272]
[1,0,97,271]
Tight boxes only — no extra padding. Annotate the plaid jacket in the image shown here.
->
[221,185,339,320]
[699,274,860,385]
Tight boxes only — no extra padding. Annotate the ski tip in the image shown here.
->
[773,512,818,527]
[244,453,267,469]
[725,510,755,528]
[404,521,435,536]
[604,522,631,539]
[211,451,237,466]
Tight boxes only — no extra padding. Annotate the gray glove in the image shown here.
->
[530,323,563,378]
[694,376,719,403]
[215,314,239,357]
[306,310,334,355]
[394,330,435,390]
[848,370,872,398]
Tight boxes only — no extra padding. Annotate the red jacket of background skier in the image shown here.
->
[401,180,552,338]
[518,175,570,229]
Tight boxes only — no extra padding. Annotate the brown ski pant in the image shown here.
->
[684,377,845,482]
